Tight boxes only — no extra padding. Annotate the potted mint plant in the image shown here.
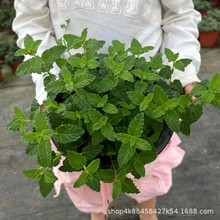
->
[5,42,24,73]
[207,8,220,21]
[193,0,211,16]
[199,16,220,47]
[6,22,220,199]
[210,0,219,6]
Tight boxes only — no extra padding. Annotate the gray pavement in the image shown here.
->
[0,45,220,220]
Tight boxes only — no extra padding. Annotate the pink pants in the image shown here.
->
[52,132,185,215]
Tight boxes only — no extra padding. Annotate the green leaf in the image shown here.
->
[152,106,166,118]
[102,103,118,114]
[34,109,49,132]
[159,66,173,79]
[116,133,132,144]
[127,91,144,105]
[82,144,104,160]
[86,176,100,192]
[201,90,215,105]
[112,40,125,53]
[118,143,136,167]
[174,59,192,72]
[87,93,102,107]
[23,168,42,180]
[171,80,183,94]
[22,132,40,143]
[144,72,161,81]
[112,180,121,199]
[98,75,119,93]
[209,73,220,90]
[164,110,180,133]
[92,116,108,131]
[165,48,179,62]
[133,137,152,150]
[37,140,52,167]
[43,170,58,183]
[121,177,140,194]
[97,169,115,183]
[73,74,96,89]
[91,130,105,145]
[42,46,66,66]
[190,84,207,97]
[74,172,88,188]
[55,124,84,144]
[104,57,118,72]
[134,159,145,177]
[101,123,116,141]
[163,98,180,111]
[128,113,144,137]
[39,176,54,197]
[149,53,164,69]
[16,56,43,76]
[14,48,28,56]
[67,151,86,170]
[118,70,134,82]
[45,80,67,95]
[153,85,168,105]
[139,93,153,111]
[88,108,102,123]
[86,159,100,174]
[26,143,38,156]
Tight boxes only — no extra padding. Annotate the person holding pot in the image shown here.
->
[13,0,201,220]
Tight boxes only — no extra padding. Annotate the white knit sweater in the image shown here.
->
[13,0,201,104]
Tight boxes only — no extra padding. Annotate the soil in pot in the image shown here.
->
[199,31,220,47]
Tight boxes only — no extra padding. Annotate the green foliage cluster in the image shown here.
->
[6,21,220,199]
[199,15,220,31]
[193,0,211,10]
[207,9,220,21]
[4,42,24,64]
[0,41,9,57]
[0,5,15,29]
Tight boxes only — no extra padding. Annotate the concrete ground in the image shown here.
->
[0,42,220,220]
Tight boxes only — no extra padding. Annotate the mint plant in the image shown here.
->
[6,20,220,199]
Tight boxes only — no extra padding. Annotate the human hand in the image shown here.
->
[183,83,196,102]
[40,105,45,112]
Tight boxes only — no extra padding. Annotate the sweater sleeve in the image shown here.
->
[160,0,202,87]
[13,0,59,105]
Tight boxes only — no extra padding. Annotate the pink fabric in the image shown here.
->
[51,132,185,216]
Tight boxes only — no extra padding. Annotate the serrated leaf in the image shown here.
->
[24,34,35,51]
[133,137,152,150]
[103,103,118,114]
[55,124,84,144]
[163,98,180,111]
[43,170,58,183]
[86,176,100,192]
[201,90,215,105]
[118,143,136,167]
[22,132,41,143]
[164,110,180,133]
[112,180,121,199]
[67,151,86,170]
[153,106,166,118]
[92,116,108,131]
[116,133,132,143]
[98,75,119,93]
[209,73,220,90]
[16,56,43,76]
[87,93,102,107]
[45,80,67,95]
[171,80,183,93]
[97,169,115,183]
[104,57,118,72]
[34,109,49,132]
[153,85,168,105]
[121,177,140,194]
[128,113,144,137]
[86,159,100,174]
[165,48,179,62]
[23,168,42,180]
[14,48,28,56]
[149,53,164,69]
[139,93,153,111]
[73,74,96,89]
[39,176,54,197]
[88,108,102,123]
[133,159,145,177]
[82,144,104,160]
[144,72,161,81]
[101,123,116,141]
[159,66,173,79]
[37,140,52,167]
[74,172,88,188]
[118,70,134,82]
[26,143,38,156]
[91,130,105,145]
[190,84,207,97]
[127,91,144,105]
